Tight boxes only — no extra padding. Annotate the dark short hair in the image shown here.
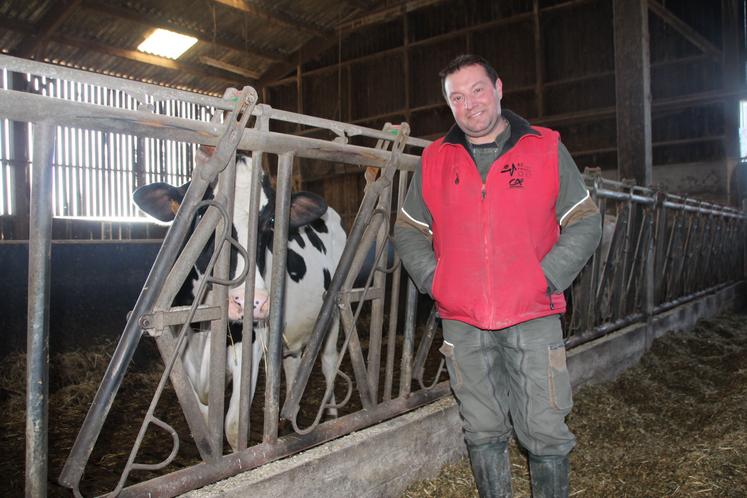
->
[438,54,499,100]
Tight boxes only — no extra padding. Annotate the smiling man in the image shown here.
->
[393,54,602,497]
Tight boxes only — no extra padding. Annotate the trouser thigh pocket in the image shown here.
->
[439,340,463,390]
[547,343,573,411]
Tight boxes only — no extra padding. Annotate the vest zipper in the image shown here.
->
[481,181,494,324]
[547,286,555,310]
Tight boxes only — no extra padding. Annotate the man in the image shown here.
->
[393,54,601,497]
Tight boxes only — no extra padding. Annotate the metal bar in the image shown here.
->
[615,199,636,318]
[412,306,439,387]
[662,209,682,301]
[384,170,410,401]
[336,213,391,412]
[138,305,223,332]
[622,208,648,313]
[154,206,223,309]
[652,195,668,306]
[344,286,386,302]
[339,303,375,410]
[25,121,55,498]
[564,312,646,349]
[398,279,418,397]
[595,187,655,205]
[263,152,295,443]
[0,89,422,171]
[585,187,605,328]
[154,331,214,459]
[0,54,226,108]
[206,156,236,457]
[237,136,266,451]
[59,87,256,491]
[115,382,451,498]
[280,125,410,422]
[366,129,396,401]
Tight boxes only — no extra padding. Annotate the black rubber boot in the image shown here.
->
[466,438,512,498]
[528,453,569,498]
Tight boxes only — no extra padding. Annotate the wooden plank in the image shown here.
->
[648,0,721,60]
[613,0,652,186]
[13,0,82,58]
[336,0,446,32]
[533,0,544,117]
[199,56,261,80]
[212,0,330,38]
[720,0,741,163]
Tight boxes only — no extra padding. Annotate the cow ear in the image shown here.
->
[132,182,190,223]
[288,191,328,228]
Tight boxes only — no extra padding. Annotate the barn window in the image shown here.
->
[0,68,11,216]
[138,29,198,60]
[2,72,214,221]
[740,100,747,160]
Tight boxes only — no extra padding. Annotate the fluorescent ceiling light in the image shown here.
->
[137,29,198,59]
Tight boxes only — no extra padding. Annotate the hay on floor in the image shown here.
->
[402,311,747,498]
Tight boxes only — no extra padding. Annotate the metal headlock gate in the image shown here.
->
[3,54,745,497]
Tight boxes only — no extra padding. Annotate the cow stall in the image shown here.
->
[1,54,745,497]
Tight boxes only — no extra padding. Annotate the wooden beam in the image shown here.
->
[648,0,721,60]
[81,0,286,62]
[13,0,82,58]
[0,17,34,34]
[614,0,652,186]
[199,56,261,79]
[257,34,338,87]
[345,0,380,9]
[336,0,447,32]
[532,0,544,117]
[260,5,534,87]
[50,34,243,85]
[211,0,331,38]
[721,0,741,169]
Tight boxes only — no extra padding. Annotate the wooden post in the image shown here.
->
[722,0,742,203]
[533,0,544,118]
[613,0,652,187]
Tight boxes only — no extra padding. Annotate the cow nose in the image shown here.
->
[228,294,244,321]
[253,289,270,320]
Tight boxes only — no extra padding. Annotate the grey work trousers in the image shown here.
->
[440,314,576,457]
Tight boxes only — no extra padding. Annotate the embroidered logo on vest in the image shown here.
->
[500,162,531,189]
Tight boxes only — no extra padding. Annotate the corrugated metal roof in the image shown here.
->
[0,0,391,95]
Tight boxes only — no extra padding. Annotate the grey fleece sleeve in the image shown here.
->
[541,142,602,292]
[392,162,437,296]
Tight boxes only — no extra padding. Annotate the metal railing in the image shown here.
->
[4,53,745,497]
[565,172,745,348]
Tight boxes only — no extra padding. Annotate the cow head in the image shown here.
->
[132,154,329,323]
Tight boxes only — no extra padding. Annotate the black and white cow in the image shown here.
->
[133,154,346,450]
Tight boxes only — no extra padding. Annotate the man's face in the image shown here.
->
[444,64,503,144]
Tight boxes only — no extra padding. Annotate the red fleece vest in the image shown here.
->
[422,126,565,330]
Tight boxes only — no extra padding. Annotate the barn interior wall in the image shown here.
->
[0,241,160,358]
[0,0,743,240]
[261,0,744,212]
